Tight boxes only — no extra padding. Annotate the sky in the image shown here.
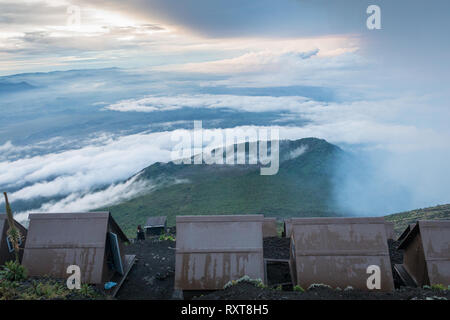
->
[1,0,450,221]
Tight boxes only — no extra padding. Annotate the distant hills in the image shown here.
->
[385,204,450,235]
[0,81,35,94]
[102,138,348,235]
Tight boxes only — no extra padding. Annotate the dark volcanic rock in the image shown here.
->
[116,238,176,300]
[263,237,290,260]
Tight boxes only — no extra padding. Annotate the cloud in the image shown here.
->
[2,113,450,221]
[74,0,369,38]
[0,131,175,201]
[154,48,362,77]
[104,92,450,152]
[12,173,149,223]
[3,113,448,204]
[105,94,317,114]
[287,145,308,160]
[0,141,15,152]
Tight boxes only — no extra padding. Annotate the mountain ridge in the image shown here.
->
[101,137,349,235]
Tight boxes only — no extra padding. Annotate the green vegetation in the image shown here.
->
[431,284,447,291]
[308,283,332,290]
[96,137,450,238]
[385,204,450,236]
[223,276,266,289]
[159,234,175,241]
[293,285,305,292]
[25,280,72,299]
[100,138,346,237]
[0,261,27,282]
[0,262,102,300]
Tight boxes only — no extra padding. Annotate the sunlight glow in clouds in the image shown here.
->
[0,0,359,74]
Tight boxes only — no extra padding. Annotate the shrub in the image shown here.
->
[79,283,99,298]
[431,284,446,291]
[0,280,19,300]
[293,285,305,292]
[159,234,175,241]
[308,283,332,290]
[223,276,266,289]
[0,261,27,282]
[344,286,354,291]
[27,280,69,299]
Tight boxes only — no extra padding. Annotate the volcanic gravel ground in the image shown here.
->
[195,282,450,300]
[263,237,290,259]
[116,238,176,300]
[266,262,292,286]
[388,239,404,288]
[115,236,448,300]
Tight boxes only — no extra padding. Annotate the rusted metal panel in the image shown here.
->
[385,222,395,240]
[399,220,450,286]
[290,217,394,291]
[263,218,278,238]
[283,218,292,238]
[175,215,265,290]
[397,223,416,242]
[144,216,167,236]
[0,215,28,264]
[22,212,128,284]
[145,216,167,228]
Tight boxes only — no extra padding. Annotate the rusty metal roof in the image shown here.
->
[175,214,265,290]
[0,214,27,233]
[144,216,167,228]
[290,217,394,291]
[22,212,127,284]
[398,220,450,286]
[385,222,395,240]
[397,223,416,242]
[0,215,5,242]
[263,217,278,238]
[0,214,28,264]
[283,218,293,238]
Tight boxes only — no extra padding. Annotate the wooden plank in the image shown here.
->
[110,254,136,297]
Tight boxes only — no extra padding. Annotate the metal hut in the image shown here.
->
[289,217,394,291]
[144,216,167,236]
[0,215,27,264]
[395,220,450,287]
[175,214,265,291]
[22,212,135,288]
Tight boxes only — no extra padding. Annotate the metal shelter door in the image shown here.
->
[108,232,124,275]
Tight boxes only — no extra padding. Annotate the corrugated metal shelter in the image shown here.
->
[290,217,394,291]
[263,218,278,238]
[22,212,134,285]
[397,223,416,242]
[283,218,292,238]
[396,220,450,286]
[385,222,395,240]
[0,215,27,265]
[175,215,265,290]
[144,216,167,236]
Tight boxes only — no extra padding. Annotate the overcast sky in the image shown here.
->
[1,0,448,81]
